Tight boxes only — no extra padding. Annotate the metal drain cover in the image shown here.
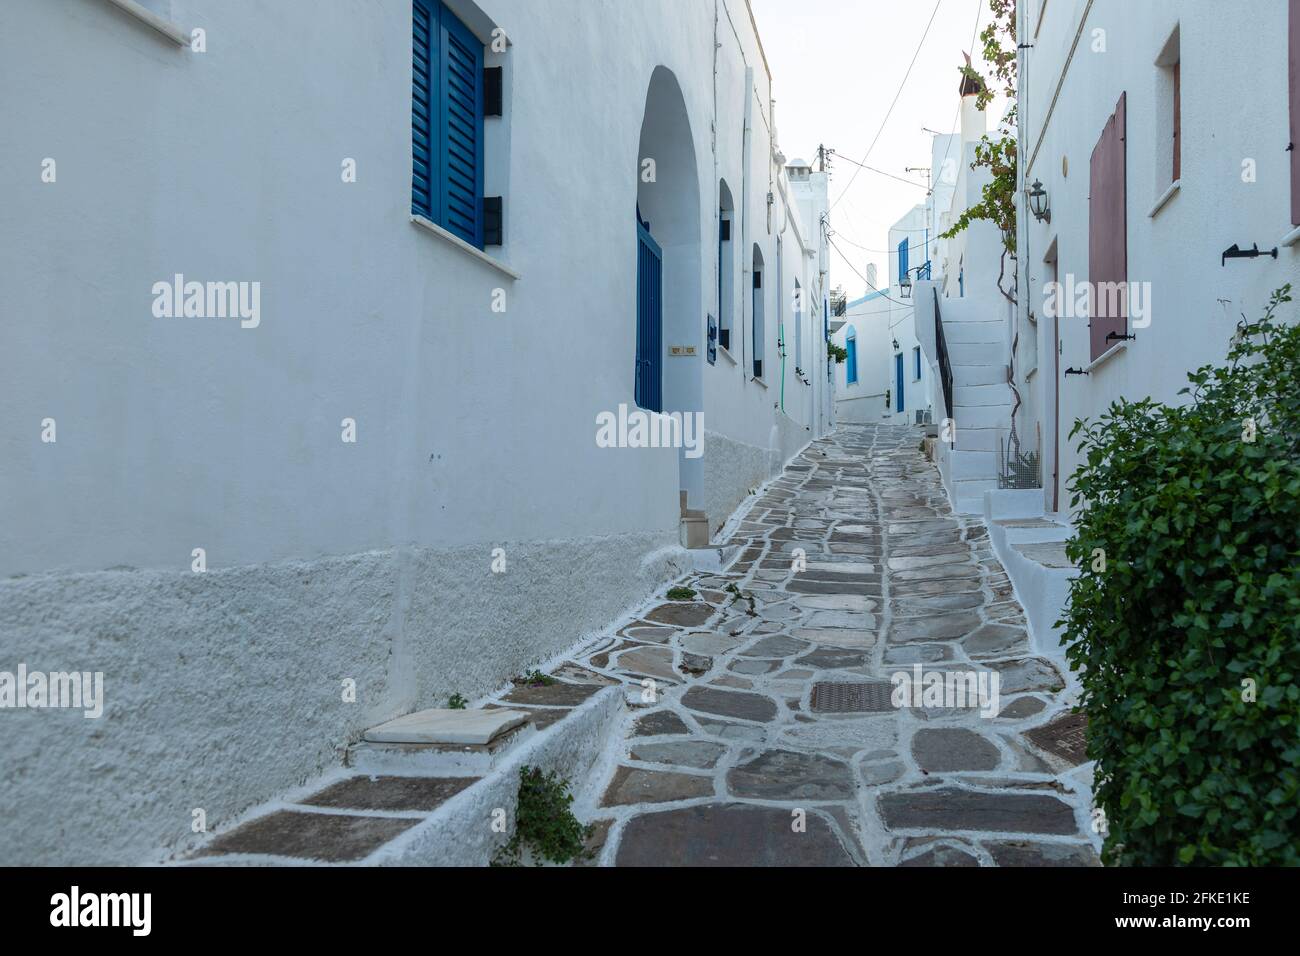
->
[810,681,895,714]
[1024,713,1089,765]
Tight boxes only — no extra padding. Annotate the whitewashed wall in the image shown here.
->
[0,0,826,864]
[1016,0,1298,513]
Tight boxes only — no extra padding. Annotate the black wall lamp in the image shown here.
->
[1028,179,1051,224]
[1064,367,1089,377]
[1106,332,1136,344]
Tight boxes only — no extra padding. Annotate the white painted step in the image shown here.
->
[942,321,1003,345]
[950,449,999,481]
[952,364,1006,387]
[952,427,1002,452]
[955,383,1011,406]
[948,405,1011,430]
[947,341,1005,365]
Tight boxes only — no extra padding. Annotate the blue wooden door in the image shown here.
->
[895,353,905,413]
[636,217,663,413]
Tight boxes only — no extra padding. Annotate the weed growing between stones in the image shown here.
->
[514,669,556,688]
[666,586,697,601]
[447,693,468,710]
[492,766,593,867]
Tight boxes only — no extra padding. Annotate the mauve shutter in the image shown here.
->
[439,6,484,247]
[1089,92,1128,360]
[1291,0,1299,225]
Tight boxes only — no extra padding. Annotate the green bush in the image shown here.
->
[1062,285,1300,866]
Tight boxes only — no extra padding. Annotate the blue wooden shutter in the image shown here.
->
[412,2,484,248]
[439,6,484,247]
[412,0,437,221]
[897,238,909,284]
[846,338,857,384]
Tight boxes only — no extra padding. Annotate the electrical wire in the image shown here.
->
[829,0,944,212]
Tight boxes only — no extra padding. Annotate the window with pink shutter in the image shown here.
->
[1290,0,1298,225]
[1089,92,1128,360]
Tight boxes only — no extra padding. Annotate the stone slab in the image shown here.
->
[363,708,529,745]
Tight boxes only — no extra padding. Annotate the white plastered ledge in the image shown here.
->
[1280,224,1300,248]
[1083,340,1127,374]
[1147,179,1181,219]
[411,215,519,281]
[104,0,188,45]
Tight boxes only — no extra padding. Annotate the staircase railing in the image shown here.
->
[933,288,954,436]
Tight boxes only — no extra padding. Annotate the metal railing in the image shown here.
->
[933,288,954,437]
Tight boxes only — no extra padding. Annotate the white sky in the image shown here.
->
[749,0,1006,299]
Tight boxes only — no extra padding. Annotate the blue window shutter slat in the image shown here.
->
[438,3,484,248]
[411,0,439,222]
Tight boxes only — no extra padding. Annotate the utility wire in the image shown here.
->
[829,152,929,191]
[829,0,944,212]
[826,232,916,309]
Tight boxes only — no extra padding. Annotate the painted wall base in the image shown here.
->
[0,533,687,865]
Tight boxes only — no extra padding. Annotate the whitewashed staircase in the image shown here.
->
[940,318,1013,514]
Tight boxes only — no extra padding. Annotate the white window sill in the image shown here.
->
[105,0,188,45]
[411,215,518,281]
[1084,340,1127,374]
[1147,179,1181,219]
[1281,224,1300,248]
[717,343,738,366]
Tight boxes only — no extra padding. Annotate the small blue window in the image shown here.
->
[913,346,921,380]
[846,335,858,385]
[413,1,485,248]
[897,238,909,285]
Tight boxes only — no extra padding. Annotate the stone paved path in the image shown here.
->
[572,423,1100,866]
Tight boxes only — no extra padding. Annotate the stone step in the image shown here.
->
[184,687,624,866]
[1012,541,1074,570]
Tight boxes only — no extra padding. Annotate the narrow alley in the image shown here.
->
[577,424,1097,866]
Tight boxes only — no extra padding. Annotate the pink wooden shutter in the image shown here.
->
[1089,93,1128,360]
[1291,0,1299,225]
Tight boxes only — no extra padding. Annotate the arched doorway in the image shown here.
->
[635,66,703,504]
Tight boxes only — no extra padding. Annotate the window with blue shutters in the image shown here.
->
[413,0,486,248]
[846,331,858,385]
[897,238,909,286]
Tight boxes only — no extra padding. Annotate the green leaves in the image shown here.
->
[1063,286,1299,866]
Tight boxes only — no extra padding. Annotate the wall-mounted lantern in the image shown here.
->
[1028,179,1051,224]
[899,274,913,299]
[891,338,900,352]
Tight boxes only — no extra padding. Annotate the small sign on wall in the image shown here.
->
[670,346,697,357]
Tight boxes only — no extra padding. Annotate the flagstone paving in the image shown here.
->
[568,423,1101,867]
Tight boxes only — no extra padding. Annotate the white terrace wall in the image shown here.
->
[0,0,824,864]
[1017,0,1299,514]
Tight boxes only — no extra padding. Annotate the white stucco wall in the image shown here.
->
[1016,0,1299,513]
[0,0,828,864]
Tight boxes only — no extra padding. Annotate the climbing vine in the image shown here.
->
[941,0,1018,266]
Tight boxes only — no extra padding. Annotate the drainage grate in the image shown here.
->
[810,681,896,714]
[1023,713,1089,765]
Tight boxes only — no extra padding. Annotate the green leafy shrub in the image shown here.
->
[666,586,696,601]
[492,766,592,866]
[1062,285,1300,866]
[447,693,468,710]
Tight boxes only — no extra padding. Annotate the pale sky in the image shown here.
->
[749,0,1005,299]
